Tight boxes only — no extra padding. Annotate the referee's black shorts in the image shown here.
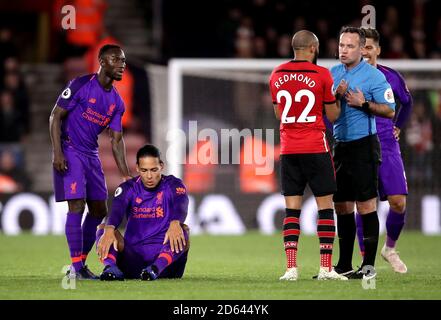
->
[333,134,382,203]
[280,152,336,197]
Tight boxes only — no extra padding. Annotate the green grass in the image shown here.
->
[0,232,440,299]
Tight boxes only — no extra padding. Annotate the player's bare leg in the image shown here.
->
[381,195,408,273]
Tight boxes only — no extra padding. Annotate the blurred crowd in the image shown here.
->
[217,0,441,59]
[0,27,31,193]
[0,0,440,194]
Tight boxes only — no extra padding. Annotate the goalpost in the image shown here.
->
[142,58,441,234]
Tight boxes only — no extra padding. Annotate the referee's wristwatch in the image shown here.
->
[360,101,371,114]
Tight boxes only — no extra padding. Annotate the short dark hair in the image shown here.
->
[339,26,366,47]
[98,44,121,59]
[361,27,380,45]
[136,144,163,164]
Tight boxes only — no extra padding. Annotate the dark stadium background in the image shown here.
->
[0,0,440,235]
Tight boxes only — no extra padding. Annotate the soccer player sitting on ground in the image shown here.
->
[269,30,346,281]
[96,144,190,281]
[355,28,412,273]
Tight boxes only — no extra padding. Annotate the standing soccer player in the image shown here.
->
[331,27,396,280]
[49,44,131,279]
[269,30,347,281]
[355,28,412,273]
[96,144,190,281]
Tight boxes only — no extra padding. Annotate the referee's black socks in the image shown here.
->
[360,211,379,268]
[336,212,356,272]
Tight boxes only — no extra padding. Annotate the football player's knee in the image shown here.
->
[335,203,353,215]
[390,198,406,213]
[68,199,86,213]
[182,224,190,250]
[182,224,190,234]
[89,205,108,219]
[115,230,125,251]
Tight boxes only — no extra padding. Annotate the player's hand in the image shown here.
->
[393,126,401,141]
[345,88,365,108]
[163,220,186,253]
[97,226,118,260]
[53,151,68,172]
[122,175,133,182]
[335,79,349,97]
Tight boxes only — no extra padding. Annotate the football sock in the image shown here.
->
[361,211,380,268]
[336,212,356,271]
[317,209,335,272]
[154,229,190,274]
[95,227,117,267]
[65,211,84,272]
[81,213,103,263]
[385,209,406,248]
[355,213,365,255]
[283,208,301,269]
[153,252,174,274]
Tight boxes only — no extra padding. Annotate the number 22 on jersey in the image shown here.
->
[277,89,316,124]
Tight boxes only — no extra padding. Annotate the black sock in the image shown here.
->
[336,212,356,271]
[317,209,336,270]
[361,211,379,268]
[283,209,301,247]
[283,208,301,268]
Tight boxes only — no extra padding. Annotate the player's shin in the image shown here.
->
[385,209,406,248]
[361,211,379,267]
[317,209,335,272]
[355,213,365,256]
[81,213,104,263]
[96,227,118,267]
[335,212,356,272]
[283,208,301,269]
[153,230,190,275]
[66,212,84,272]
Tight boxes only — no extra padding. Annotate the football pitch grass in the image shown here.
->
[0,232,440,300]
